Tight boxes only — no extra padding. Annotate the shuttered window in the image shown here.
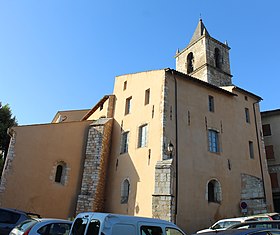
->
[265,145,275,159]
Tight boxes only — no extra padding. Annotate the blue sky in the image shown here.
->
[0,1,279,125]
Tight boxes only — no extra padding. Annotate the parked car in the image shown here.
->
[251,213,280,221]
[196,217,258,233]
[227,221,280,230]
[199,228,280,235]
[9,218,72,235]
[69,212,186,235]
[0,208,40,235]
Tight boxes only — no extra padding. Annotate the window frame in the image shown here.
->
[249,141,254,159]
[121,179,130,204]
[55,164,63,183]
[125,97,132,115]
[120,131,129,154]
[214,48,221,69]
[245,108,250,123]
[208,95,215,112]
[186,52,194,74]
[123,81,127,90]
[262,124,272,136]
[270,173,279,189]
[138,124,148,148]
[144,89,150,105]
[208,129,219,153]
[207,179,222,203]
[265,145,275,160]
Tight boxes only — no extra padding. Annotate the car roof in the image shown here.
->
[76,212,177,225]
[203,228,280,235]
[227,220,280,229]
[255,213,279,216]
[1,207,27,214]
[215,217,253,223]
[0,207,41,218]
[38,218,72,223]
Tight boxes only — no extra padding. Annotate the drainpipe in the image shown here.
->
[253,101,267,205]
[171,70,179,223]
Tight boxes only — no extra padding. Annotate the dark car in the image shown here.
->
[0,208,40,235]
[227,221,280,230]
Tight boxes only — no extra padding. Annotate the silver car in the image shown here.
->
[9,218,72,235]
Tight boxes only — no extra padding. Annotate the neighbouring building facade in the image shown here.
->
[0,20,273,234]
[261,109,280,213]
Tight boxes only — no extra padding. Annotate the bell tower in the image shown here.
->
[175,19,232,86]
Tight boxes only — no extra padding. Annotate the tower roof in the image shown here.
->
[189,19,210,44]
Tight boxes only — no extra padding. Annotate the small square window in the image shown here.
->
[208,96,214,112]
[262,124,271,136]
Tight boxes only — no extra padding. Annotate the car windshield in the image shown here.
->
[71,218,100,235]
[0,209,21,224]
[212,221,240,229]
[15,219,37,232]
[70,218,89,235]
[271,214,280,220]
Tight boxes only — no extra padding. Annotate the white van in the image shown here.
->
[69,212,186,235]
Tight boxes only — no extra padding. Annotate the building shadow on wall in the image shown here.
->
[104,120,141,216]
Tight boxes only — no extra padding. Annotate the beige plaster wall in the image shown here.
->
[103,69,272,234]
[262,112,280,166]
[52,109,90,123]
[105,70,166,217]
[0,121,91,219]
[261,111,280,198]
[164,72,272,232]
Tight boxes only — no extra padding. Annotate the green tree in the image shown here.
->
[0,103,17,175]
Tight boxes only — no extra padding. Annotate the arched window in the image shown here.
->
[55,164,63,183]
[207,179,222,203]
[187,52,194,74]
[121,179,130,204]
[214,48,221,69]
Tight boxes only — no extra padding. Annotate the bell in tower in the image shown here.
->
[175,19,232,87]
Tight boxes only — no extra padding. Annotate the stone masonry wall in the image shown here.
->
[241,173,267,215]
[76,118,113,214]
[0,129,16,195]
[152,159,175,222]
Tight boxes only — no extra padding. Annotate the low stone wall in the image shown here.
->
[241,173,267,215]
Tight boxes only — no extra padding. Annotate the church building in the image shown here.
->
[0,20,273,234]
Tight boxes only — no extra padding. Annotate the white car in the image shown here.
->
[196,217,257,233]
[9,218,72,235]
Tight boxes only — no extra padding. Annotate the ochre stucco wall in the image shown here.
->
[0,120,91,219]
[105,70,166,217]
